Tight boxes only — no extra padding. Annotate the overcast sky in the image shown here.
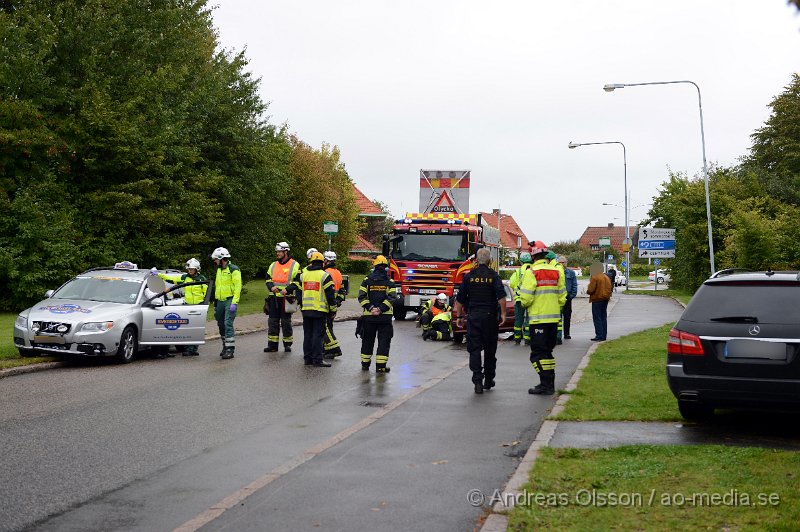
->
[211,1,799,244]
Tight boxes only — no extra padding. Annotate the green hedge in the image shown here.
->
[342,259,373,275]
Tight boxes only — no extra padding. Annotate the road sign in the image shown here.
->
[639,227,675,240]
[608,254,613,261]
[638,249,675,258]
[323,221,338,235]
[599,236,611,248]
[621,261,627,267]
[654,259,661,265]
[638,227,675,258]
[639,240,676,250]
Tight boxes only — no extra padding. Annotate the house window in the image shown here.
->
[590,244,600,251]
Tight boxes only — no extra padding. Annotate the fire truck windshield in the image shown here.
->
[390,234,467,261]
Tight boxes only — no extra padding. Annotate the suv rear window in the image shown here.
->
[681,281,800,324]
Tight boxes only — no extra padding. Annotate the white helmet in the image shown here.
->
[275,242,290,252]
[323,251,337,261]
[306,247,319,258]
[185,258,201,271]
[211,247,230,260]
[436,293,448,302]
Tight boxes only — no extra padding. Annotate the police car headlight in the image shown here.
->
[81,321,114,332]
[15,314,27,329]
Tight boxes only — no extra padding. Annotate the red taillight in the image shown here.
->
[668,328,705,356]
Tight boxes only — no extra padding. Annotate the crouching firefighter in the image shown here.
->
[358,255,397,373]
[419,293,451,337]
[519,241,566,395]
[424,310,453,341]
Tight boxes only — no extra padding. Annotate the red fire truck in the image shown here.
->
[382,212,500,320]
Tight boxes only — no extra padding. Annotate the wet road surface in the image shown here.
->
[2,295,686,531]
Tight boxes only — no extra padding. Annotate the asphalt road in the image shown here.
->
[0,295,684,531]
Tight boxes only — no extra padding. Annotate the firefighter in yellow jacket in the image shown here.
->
[519,241,566,395]
[508,252,533,345]
[289,252,337,367]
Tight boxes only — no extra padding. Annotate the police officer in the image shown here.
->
[453,248,507,394]
[211,247,242,359]
[265,242,300,353]
[358,255,397,373]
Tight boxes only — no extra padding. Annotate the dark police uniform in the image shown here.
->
[455,263,506,390]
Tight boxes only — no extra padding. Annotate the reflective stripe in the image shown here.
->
[519,288,535,295]
[535,288,562,295]
[529,313,562,320]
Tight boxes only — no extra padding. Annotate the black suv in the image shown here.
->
[667,269,800,420]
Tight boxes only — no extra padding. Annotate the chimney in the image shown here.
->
[608,223,614,228]
[492,208,500,216]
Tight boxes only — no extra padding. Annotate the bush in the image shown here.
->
[343,259,372,275]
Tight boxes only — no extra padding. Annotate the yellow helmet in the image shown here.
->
[310,251,325,262]
[373,255,389,266]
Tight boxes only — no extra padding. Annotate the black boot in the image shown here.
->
[284,345,292,353]
[221,348,234,360]
[528,373,554,395]
[483,378,495,390]
[264,345,278,352]
[474,382,484,394]
[361,362,370,371]
[376,364,390,373]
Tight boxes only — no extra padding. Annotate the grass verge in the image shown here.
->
[508,445,799,530]
[554,323,680,421]
[625,288,693,306]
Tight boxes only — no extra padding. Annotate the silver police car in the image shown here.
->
[13,262,209,363]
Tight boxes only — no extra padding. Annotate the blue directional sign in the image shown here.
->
[654,259,661,265]
[638,240,676,250]
[621,261,627,267]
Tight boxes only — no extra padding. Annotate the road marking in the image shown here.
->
[174,358,470,532]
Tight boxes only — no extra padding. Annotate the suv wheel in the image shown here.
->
[116,326,138,364]
[678,400,714,421]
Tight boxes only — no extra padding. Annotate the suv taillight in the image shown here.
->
[668,328,705,356]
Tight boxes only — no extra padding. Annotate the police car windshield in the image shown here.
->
[53,276,142,304]
[391,234,466,261]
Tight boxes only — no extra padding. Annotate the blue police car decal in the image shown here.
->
[40,304,92,314]
[156,313,190,331]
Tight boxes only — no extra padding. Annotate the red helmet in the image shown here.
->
[529,240,548,255]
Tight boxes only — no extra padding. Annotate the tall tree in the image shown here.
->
[0,0,291,307]
[747,73,800,205]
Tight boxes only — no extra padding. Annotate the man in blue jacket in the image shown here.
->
[558,256,578,339]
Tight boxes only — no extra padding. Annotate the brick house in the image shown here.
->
[479,209,530,260]
[349,183,388,260]
[578,223,639,254]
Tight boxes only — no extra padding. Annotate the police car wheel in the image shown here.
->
[116,326,138,364]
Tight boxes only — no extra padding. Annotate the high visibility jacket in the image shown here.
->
[215,263,242,304]
[518,259,566,324]
[158,272,208,305]
[325,266,347,305]
[431,310,452,331]
[509,263,532,302]
[266,258,300,297]
[299,268,335,313]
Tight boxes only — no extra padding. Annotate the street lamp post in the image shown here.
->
[603,80,715,275]
[568,141,630,291]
